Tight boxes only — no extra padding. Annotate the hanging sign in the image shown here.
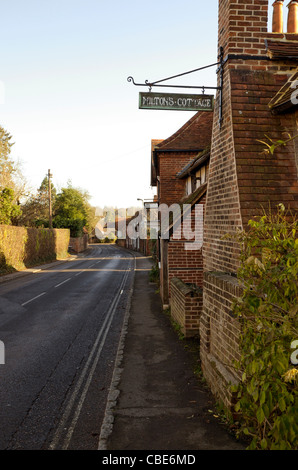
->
[139,92,214,112]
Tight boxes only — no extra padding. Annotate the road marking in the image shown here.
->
[49,265,132,450]
[120,289,123,295]
[54,278,71,288]
[21,292,46,306]
[75,271,84,276]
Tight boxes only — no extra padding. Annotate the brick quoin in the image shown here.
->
[200,0,298,409]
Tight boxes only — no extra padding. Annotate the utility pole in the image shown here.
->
[48,169,53,229]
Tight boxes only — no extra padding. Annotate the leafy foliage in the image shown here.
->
[0,126,27,206]
[149,262,159,283]
[53,215,85,238]
[0,126,26,225]
[0,188,22,225]
[257,132,298,156]
[18,176,57,227]
[230,205,298,450]
[0,126,15,182]
[54,186,87,221]
[53,184,97,237]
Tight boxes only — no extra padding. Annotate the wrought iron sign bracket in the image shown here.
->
[127,47,224,126]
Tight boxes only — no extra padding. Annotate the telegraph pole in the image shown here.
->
[48,169,53,229]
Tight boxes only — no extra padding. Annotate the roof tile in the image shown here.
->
[155,111,213,151]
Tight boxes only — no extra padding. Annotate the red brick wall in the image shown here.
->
[170,277,203,338]
[167,193,206,297]
[219,0,298,57]
[201,0,298,409]
[200,272,243,409]
[69,234,88,253]
[157,149,207,306]
[158,151,198,206]
[218,0,268,57]
[168,243,204,288]
[204,0,298,275]
[203,67,243,273]
[155,112,213,306]
[232,69,298,226]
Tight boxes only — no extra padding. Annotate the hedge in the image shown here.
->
[0,225,70,273]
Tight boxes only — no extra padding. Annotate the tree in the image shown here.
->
[0,126,28,204]
[19,175,57,227]
[0,126,14,186]
[0,188,22,224]
[0,126,26,225]
[38,175,57,206]
[53,184,96,237]
[54,186,87,220]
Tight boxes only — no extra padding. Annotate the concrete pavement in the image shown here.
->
[99,252,246,451]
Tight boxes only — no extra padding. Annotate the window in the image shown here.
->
[185,163,209,196]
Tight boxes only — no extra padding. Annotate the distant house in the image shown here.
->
[124,211,140,251]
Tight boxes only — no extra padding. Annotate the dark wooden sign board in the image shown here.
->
[139,92,214,112]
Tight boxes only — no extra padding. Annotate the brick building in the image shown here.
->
[151,111,213,309]
[200,0,298,409]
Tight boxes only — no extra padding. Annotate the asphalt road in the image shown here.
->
[0,244,135,450]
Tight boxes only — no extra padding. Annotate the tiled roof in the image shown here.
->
[265,39,298,60]
[268,69,298,113]
[176,147,210,179]
[179,181,208,206]
[155,111,213,151]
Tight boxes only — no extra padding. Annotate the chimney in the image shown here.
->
[272,1,284,32]
[287,0,298,33]
[218,0,268,58]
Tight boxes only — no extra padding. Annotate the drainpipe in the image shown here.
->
[272,0,284,32]
[287,0,298,33]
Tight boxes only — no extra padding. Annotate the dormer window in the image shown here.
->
[185,162,209,196]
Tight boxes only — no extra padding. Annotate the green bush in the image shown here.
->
[0,188,22,224]
[230,205,298,450]
[53,216,85,237]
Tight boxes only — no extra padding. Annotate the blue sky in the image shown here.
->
[2,1,220,208]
